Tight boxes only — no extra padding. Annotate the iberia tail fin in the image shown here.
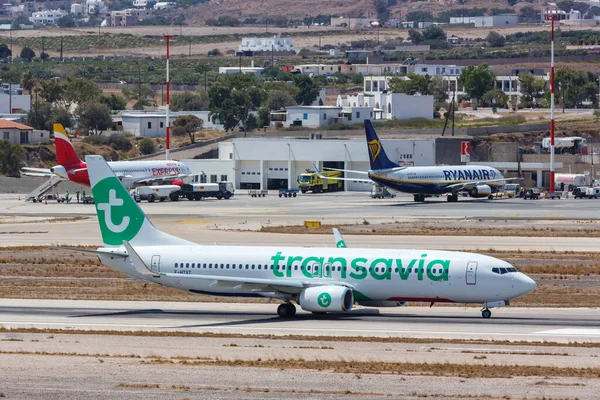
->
[53,124,82,167]
[86,155,193,247]
[364,120,400,171]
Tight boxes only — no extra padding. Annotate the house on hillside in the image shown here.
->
[0,120,47,144]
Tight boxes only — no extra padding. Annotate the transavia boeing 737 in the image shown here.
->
[22,124,192,188]
[70,155,536,319]
[318,120,517,203]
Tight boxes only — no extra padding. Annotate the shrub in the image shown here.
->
[139,138,156,155]
[108,134,132,151]
[82,135,109,145]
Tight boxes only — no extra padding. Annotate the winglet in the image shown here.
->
[333,228,347,248]
[123,240,158,277]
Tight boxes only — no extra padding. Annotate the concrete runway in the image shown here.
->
[1,299,599,342]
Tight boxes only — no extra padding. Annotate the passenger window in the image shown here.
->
[174,263,178,268]
[191,263,195,268]
[294,266,298,270]
[186,263,189,268]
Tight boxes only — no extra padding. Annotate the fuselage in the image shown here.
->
[52,160,191,188]
[369,165,505,195]
[100,245,536,304]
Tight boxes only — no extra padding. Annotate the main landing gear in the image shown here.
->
[447,194,458,202]
[413,194,426,202]
[277,302,296,318]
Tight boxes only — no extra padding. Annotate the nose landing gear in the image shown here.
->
[480,300,509,318]
[481,308,492,319]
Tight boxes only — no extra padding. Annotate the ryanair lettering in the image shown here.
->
[269,252,449,282]
[443,169,495,181]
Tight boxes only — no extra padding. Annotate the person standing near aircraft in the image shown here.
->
[67,155,536,319]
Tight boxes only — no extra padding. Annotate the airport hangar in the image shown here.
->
[181,135,470,191]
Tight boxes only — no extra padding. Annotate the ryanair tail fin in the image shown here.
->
[53,124,83,167]
[364,120,399,171]
[86,155,193,247]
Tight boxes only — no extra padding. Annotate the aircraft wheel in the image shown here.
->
[488,195,494,200]
[277,303,296,318]
[481,309,492,319]
[147,194,155,203]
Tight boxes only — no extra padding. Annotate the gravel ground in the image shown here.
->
[0,333,597,400]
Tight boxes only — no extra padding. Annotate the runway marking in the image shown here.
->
[537,328,600,336]
[1,321,600,340]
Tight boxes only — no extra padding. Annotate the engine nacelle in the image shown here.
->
[470,184,491,198]
[357,301,407,308]
[299,286,354,313]
[50,165,68,179]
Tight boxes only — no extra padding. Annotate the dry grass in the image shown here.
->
[141,358,600,378]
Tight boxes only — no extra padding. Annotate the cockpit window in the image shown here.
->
[499,267,507,274]
[492,267,499,274]
[508,267,517,272]
[492,267,518,274]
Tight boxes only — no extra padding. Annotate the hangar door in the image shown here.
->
[267,162,288,190]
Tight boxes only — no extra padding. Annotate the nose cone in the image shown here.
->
[516,273,537,297]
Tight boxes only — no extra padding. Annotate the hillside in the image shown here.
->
[185,0,544,23]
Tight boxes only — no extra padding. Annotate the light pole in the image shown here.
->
[164,34,172,160]
[546,2,558,193]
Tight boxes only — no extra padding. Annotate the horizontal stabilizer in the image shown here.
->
[53,246,128,258]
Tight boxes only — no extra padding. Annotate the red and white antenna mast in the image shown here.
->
[546,3,558,193]
[164,34,172,160]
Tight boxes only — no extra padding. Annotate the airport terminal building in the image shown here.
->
[182,136,465,191]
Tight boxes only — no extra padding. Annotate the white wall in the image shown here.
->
[285,107,341,127]
[388,93,433,120]
[0,94,31,113]
[180,159,235,185]
[121,111,223,137]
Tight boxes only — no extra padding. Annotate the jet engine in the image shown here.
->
[50,165,68,179]
[299,286,354,313]
[357,301,406,307]
[470,184,491,198]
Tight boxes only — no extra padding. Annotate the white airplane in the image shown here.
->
[73,155,536,319]
[22,124,192,188]
[318,120,517,203]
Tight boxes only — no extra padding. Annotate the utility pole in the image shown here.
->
[41,36,45,61]
[546,4,558,193]
[60,36,64,61]
[137,62,141,105]
[9,24,12,64]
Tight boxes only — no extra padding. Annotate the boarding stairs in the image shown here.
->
[25,175,64,202]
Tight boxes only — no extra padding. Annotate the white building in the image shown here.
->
[120,111,223,137]
[0,84,31,113]
[86,0,108,14]
[29,9,68,25]
[153,2,175,9]
[411,64,464,77]
[282,106,375,128]
[132,0,147,7]
[293,63,409,76]
[182,136,437,191]
[218,67,264,77]
[449,15,518,27]
[70,3,83,14]
[239,36,295,53]
[0,120,47,144]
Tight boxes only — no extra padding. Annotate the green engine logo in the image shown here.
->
[317,292,332,308]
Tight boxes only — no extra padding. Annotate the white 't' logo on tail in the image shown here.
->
[98,189,130,233]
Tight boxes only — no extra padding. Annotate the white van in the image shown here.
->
[131,185,180,203]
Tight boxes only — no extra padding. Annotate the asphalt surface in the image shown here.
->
[1,300,599,342]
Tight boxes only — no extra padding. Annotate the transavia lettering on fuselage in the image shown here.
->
[442,169,496,181]
[269,252,449,281]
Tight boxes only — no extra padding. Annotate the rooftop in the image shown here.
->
[0,119,33,130]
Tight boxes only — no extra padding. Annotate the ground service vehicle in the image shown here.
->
[279,188,299,198]
[131,185,180,202]
[298,169,342,193]
[523,188,541,200]
[504,183,522,198]
[585,187,600,199]
[573,187,587,199]
[248,189,267,197]
[555,173,589,191]
[175,182,235,201]
[371,185,395,199]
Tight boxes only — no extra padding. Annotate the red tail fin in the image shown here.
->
[53,124,82,167]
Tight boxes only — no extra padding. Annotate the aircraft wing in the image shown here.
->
[313,163,373,184]
[22,167,55,177]
[123,241,352,294]
[322,167,370,175]
[445,177,521,192]
[22,167,52,173]
[132,175,188,185]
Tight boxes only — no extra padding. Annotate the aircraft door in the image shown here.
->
[466,262,477,285]
[150,255,160,274]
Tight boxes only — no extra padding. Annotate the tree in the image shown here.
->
[122,84,155,109]
[39,81,64,105]
[374,0,390,22]
[483,89,509,107]
[139,138,156,155]
[0,140,26,177]
[57,14,77,28]
[520,6,540,20]
[406,11,433,21]
[507,0,518,5]
[428,76,449,109]
[257,107,270,128]
[21,71,35,95]
[519,73,546,107]
[486,31,506,48]
[20,47,35,61]
[407,29,423,44]
[52,106,72,129]
[0,44,11,59]
[267,90,296,110]
[209,74,262,134]
[458,65,496,104]
[293,75,320,106]
[556,67,587,108]
[40,52,49,61]
[64,78,102,107]
[389,74,431,95]
[26,102,53,130]
[172,115,203,144]
[100,94,127,110]
[170,92,208,111]
[422,25,446,41]
[77,102,113,135]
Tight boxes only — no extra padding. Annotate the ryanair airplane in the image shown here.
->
[320,120,515,202]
